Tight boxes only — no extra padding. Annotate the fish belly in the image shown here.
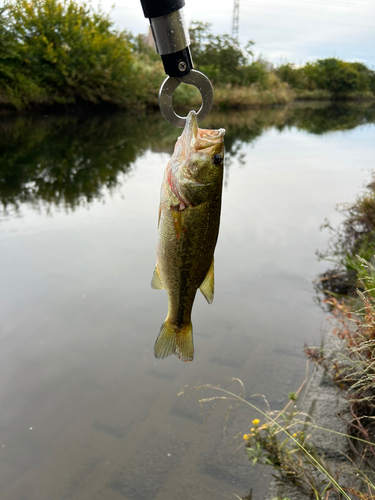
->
[154,185,221,361]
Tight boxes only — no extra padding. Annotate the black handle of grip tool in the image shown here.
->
[140,0,185,19]
[139,0,193,78]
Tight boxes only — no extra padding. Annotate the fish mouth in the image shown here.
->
[183,111,225,153]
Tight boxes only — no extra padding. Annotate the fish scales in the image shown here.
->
[159,193,220,324]
[151,110,225,362]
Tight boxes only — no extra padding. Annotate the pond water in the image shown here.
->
[0,102,374,500]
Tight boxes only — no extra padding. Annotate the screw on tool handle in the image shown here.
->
[139,0,193,78]
[159,48,193,78]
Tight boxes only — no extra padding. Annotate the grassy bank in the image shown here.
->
[234,174,375,499]
[1,0,375,112]
[174,84,375,113]
[191,171,375,499]
[173,75,294,111]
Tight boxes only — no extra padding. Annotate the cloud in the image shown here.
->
[105,0,375,67]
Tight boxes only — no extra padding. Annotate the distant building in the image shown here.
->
[139,26,156,51]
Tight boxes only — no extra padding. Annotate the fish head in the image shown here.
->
[168,111,226,206]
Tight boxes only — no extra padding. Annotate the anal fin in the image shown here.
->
[199,258,214,304]
[151,265,164,290]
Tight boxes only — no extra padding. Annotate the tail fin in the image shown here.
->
[154,320,194,362]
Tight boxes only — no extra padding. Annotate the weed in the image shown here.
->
[309,258,375,475]
[315,173,375,307]
[182,376,360,500]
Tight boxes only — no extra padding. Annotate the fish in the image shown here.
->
[151,110,225,362]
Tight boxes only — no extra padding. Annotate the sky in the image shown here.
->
[102,0,375,68]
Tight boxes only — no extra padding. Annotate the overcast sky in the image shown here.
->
[102,0,375,68]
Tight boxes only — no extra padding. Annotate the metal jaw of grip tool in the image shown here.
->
[158,71,213,128]
[139,0,214,127]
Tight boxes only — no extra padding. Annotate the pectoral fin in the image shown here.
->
[151,265,164,290]
[199,258,214,304]
[157,203,161,229]
[171,210,183,240]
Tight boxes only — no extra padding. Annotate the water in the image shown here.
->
[0,103,374,499]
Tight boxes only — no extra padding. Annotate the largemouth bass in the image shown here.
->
[151,110,225,362]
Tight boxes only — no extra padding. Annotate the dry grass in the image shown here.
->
[213,82,293,109]
[293,89,332,101]
[212,74,293,109]
[307,256,375,496]
[173,73,294,110]
[171,76,375,112]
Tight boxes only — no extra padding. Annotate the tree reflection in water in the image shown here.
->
[1,102,374,215]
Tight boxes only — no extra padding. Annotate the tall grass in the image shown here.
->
[307,256,375,488]
[212,75,292,109]
[173,73,293,111]
[305,173,375,497]
[185,376,375,499]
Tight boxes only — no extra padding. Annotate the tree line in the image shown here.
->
[0,0,374,110]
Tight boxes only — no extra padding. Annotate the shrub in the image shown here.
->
[189,21,255,85]
[4,0,137,106]
[276,59,375,99]
[0,6,17,77]
[274,63,307,89]
[241,59,271,88]
[0,5,46,107]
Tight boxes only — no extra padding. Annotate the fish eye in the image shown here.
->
[212,153,223,165]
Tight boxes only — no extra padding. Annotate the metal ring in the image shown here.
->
[158,69,213,128]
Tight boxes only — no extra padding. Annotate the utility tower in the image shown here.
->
[232,0,240,45]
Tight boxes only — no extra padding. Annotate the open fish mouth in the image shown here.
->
[183,111,225,152]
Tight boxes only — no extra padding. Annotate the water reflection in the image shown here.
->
[204,102,375,154]
[1,103,375,500]
[1,102,374,216]
[0,112,176,214]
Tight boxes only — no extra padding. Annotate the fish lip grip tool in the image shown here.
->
[139,0,214,128]
[158,71,213,129]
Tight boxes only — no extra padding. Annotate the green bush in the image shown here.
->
[0,6,17,78]
[241,59,271,88]
[304,59,363,96]
[7,0,136,105]
[0,0,162,108]
[276,59,375,99]
[188,23,283,90]
[189,21,255,85]
[0,6,48,107]
[275,63,306,89]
